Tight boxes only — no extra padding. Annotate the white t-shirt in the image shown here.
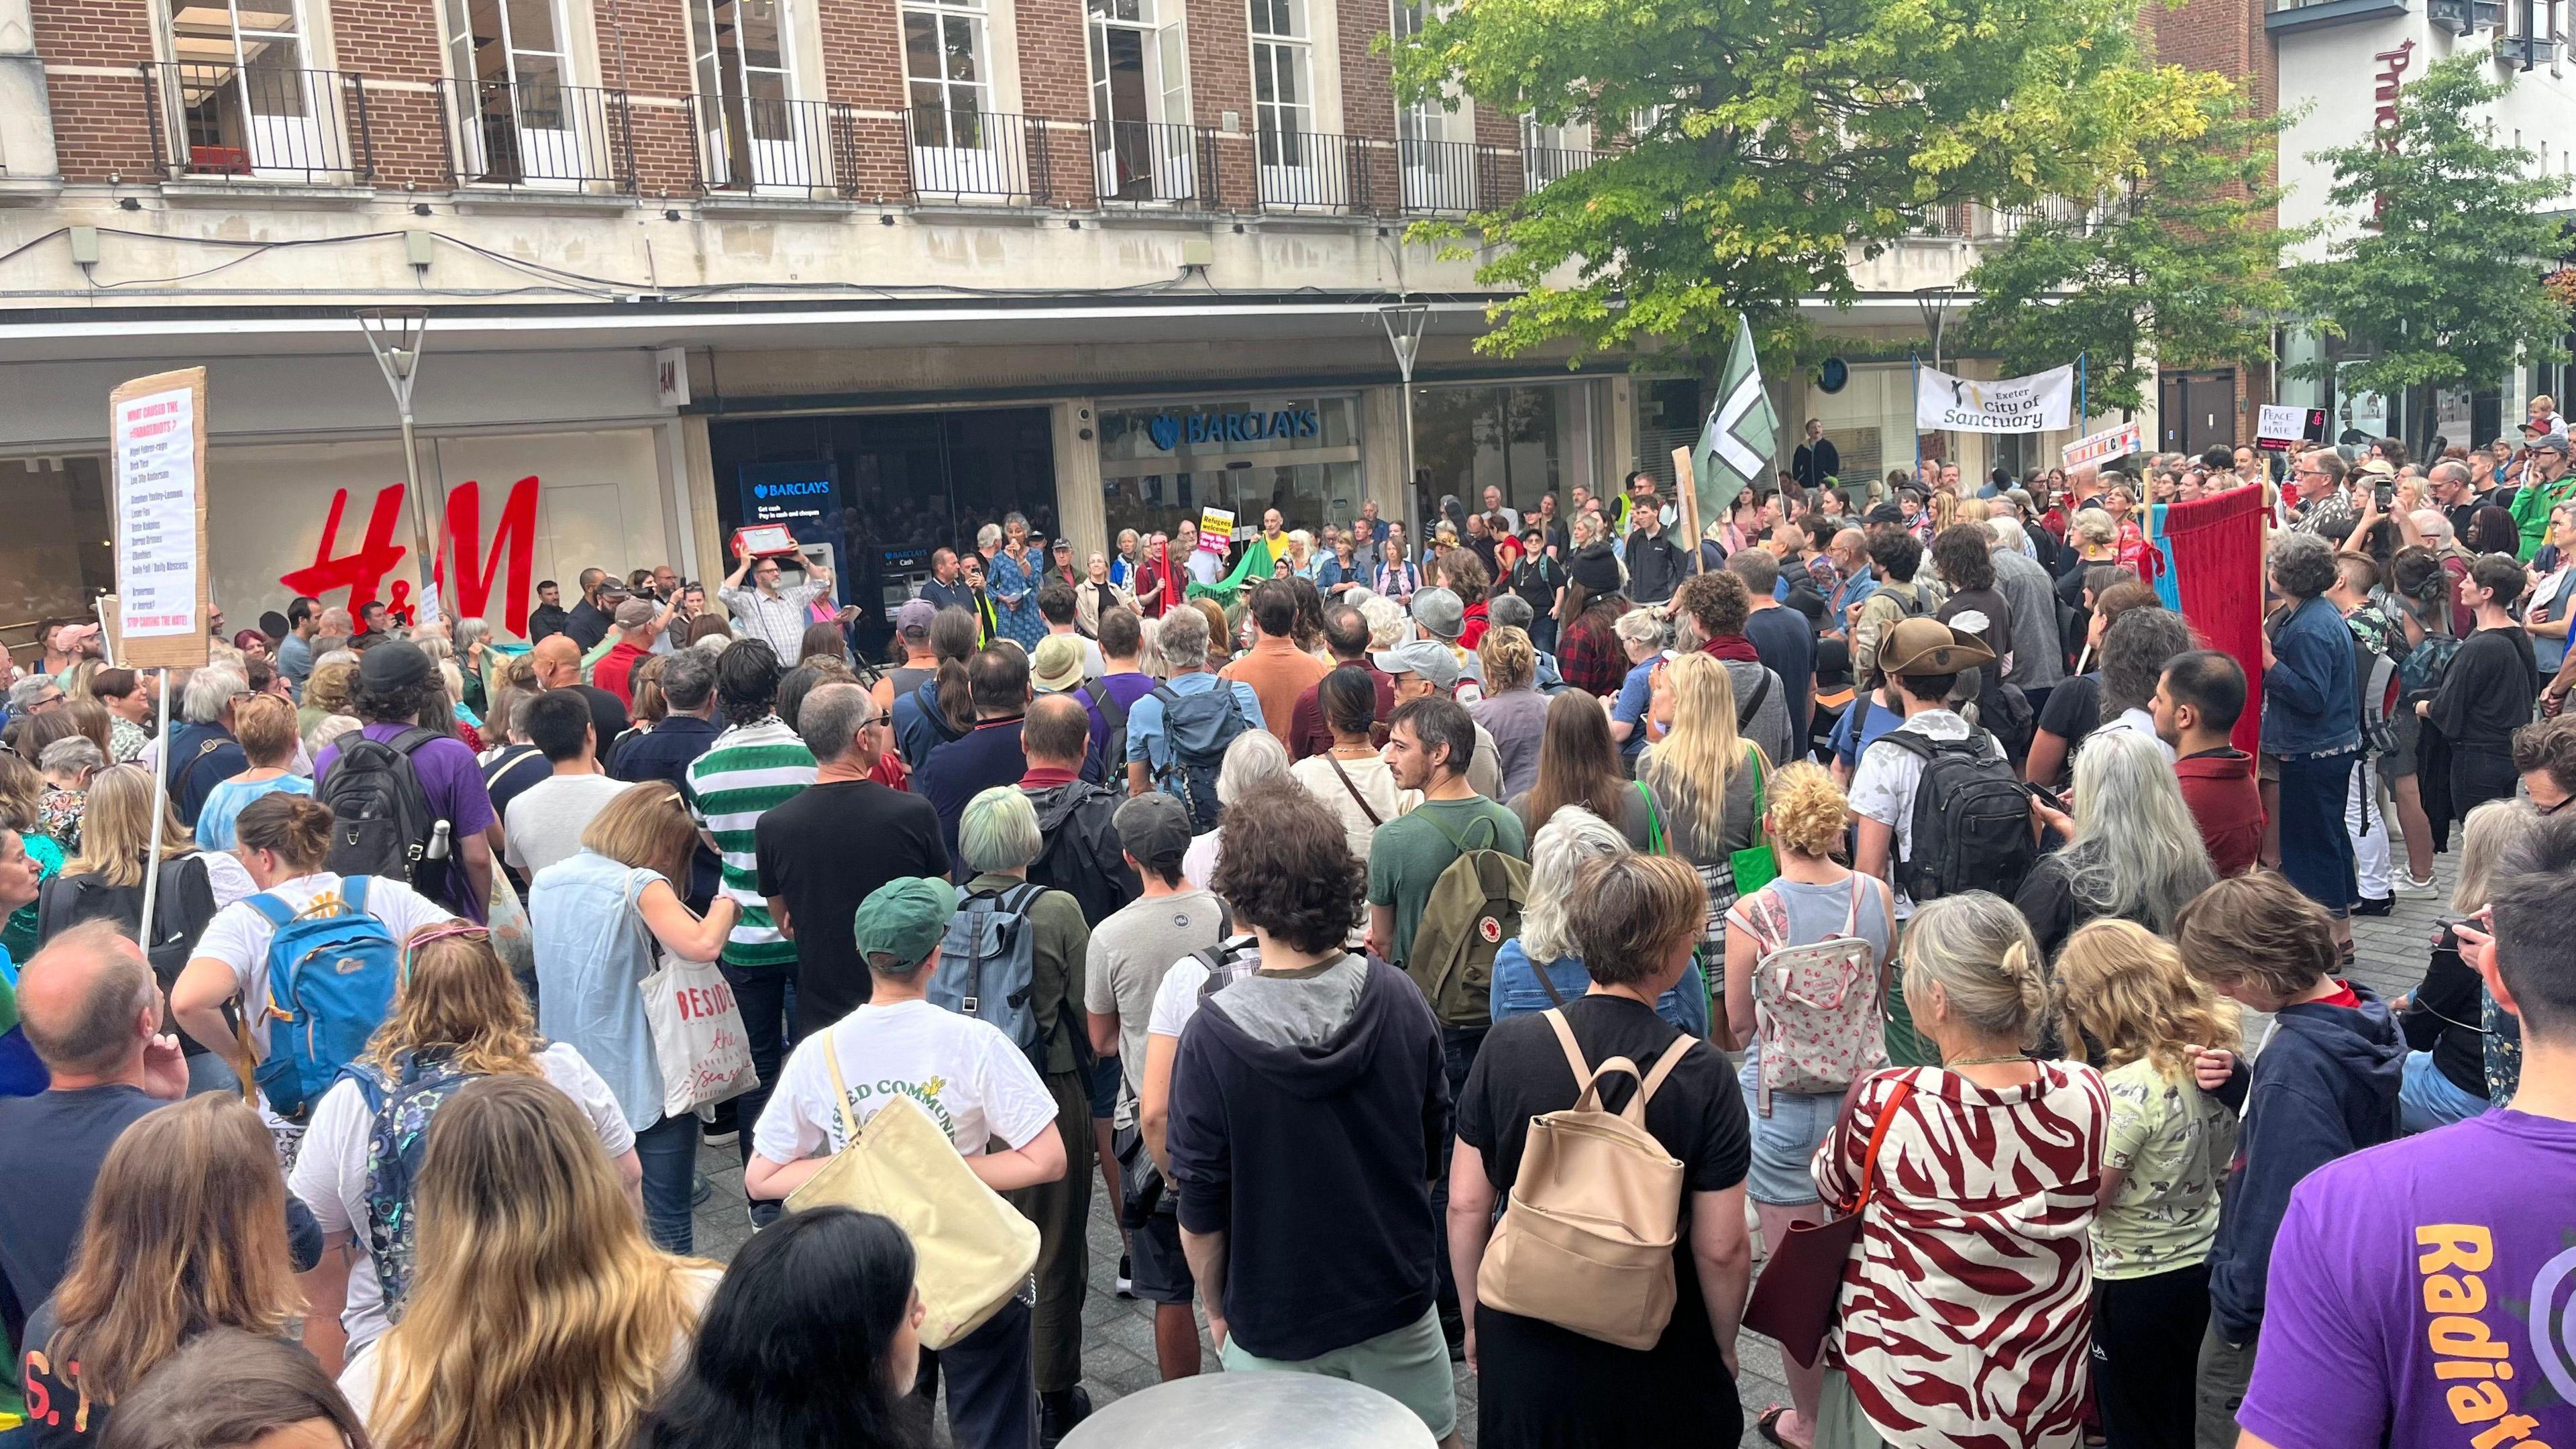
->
[1181,831,1223,892]
[2086,707,2180,763]
[1185,549,1222,586]
[751,998,1057,1163]
[288,1044,635,1353]
[1289,752,1416,865]
[339,1263,720,1428]
[502,772,632,878]
[1147,955,1217,1041]
[194,872,454,1065]
[1847,710,2005,919]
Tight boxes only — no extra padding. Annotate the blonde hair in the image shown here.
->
[304,659,358,718]
[1955,496,1991,524]
[580,782,698,887]
[2455,799,2542,914]
[45,1095,300,1403]
[1900,890,2051,1050]
[1638,651,1760,859]
[1765,760,1848,860]
[2052,919,2238,1081]
[364,1075,705,1449]
[232,693,298,767]
[1477,625,1537,692]
[362,929,542,1079]
[64,763,197,887]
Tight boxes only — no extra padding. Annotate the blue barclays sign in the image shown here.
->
[1144,407,1322,452]
[751,481,832,500]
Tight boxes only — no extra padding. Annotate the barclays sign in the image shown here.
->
[1145,407,1322,453]
[751,481,832,500]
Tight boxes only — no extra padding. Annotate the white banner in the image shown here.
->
[113,384,201,640]
[2062,421,2144,471]
[1917,364,2076,434]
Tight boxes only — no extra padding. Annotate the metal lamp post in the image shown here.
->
[1379,301,1430,530]
[358,308,442,623]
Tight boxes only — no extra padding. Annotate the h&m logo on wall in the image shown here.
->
[1145,407,1322,452]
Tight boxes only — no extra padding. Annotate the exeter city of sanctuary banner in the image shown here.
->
[1915,364,2076,434]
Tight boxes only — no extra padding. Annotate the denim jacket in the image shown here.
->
[1489,937,1709,1038]
[2261,595,2361,757]
[530,851,667,1132]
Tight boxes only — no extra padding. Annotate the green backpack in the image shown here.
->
[1405,812,1531,1030]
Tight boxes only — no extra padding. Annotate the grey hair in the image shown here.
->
[795,680,876,761]
[1898,890,2052,1048]
[977,523,1003,550]
[305,712,362,760]
[179,666,246,725]
[2057,728,2216,936]
[1613,607,1667,648]
[2267,529,2339,598]
[2430,460,2472,490]
[1358,596,1407,651]
[1157,605,1210,668]
[1520,806,1629,962]
[2455,798,2543,914]
[1005,511,1029,531]
[454,616,492,653]
[1988,517,2029,551]
[6,676,55,711]
[1136,616,1168,678]
[959,785,1043,874]
[2072,507,2117,547]
[2410,509,2455,545]
[657,647,716,711]
[38,735,104,776]
[314,649,359,670]
[2100,606,2196,716]
[1488,593,1536,632]
[1215,728,1293,807]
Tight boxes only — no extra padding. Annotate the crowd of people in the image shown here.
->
[0,415,2571,1449]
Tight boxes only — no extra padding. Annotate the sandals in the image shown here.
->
[1756,1405,1811,1449]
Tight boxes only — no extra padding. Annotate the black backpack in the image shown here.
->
[318,727,447,894]
[1878,729,2035,902]
[1079,677,1132,782]
[36,857,219,1057]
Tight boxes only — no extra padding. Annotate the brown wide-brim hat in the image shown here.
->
[1878,617,1997,678]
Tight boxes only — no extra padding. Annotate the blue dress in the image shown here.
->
[987,549,1046,647]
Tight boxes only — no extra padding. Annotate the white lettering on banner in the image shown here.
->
[2062,422,2145,471]
[114,385,200,639]
[1915,364,2076,434]
[2257,405,2309,442]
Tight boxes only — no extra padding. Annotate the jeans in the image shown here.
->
[634,1110,700,1253]
[718,957,795,1225]
[2399,1049,2493,1134]
[184,1050,240,1097]
[2275,752,2357,918]
[1429,1024,1485,1336]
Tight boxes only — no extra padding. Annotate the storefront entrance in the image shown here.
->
[1097,393,1364,545]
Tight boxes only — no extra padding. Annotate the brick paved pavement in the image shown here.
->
[688,840,2462,1448]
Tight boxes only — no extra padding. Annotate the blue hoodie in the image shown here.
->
[2205,980,2404,1342]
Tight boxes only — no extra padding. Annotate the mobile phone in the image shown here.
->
[2029,784,2067,812]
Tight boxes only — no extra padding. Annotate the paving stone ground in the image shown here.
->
[688,830,2462,1448]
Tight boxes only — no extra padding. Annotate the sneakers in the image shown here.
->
[702,1128,739,1148]
[2395,871,2439,896]
[2351,894,2396,917]
[1116,1252,1135,1299]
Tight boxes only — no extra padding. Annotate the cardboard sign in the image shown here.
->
[2255,405,2328,452]
[2063,422,2144,472]
[109,368,210,670]
[1197,507,1235,555]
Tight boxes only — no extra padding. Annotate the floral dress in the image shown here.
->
[987,547,1046,647]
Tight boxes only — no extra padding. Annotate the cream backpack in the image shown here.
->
[1475,1010,1692,1350]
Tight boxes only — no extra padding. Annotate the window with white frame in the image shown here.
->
[166,0,330,175]
[1248,0,1313,167]
[1390,0,1468,208]
[441,0,593,186]
[1089,0,1193,200]
[904,0,991,148]
[692,0,808,189]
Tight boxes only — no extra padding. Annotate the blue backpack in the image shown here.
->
[929,883,1046,1069]
[1150,682,1250,832]
[248,876,402,1121]
[346,1050,478,1315]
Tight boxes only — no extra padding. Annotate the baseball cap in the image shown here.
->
[614,597,658,630]
[1876,618,1996,678]
[1411,586,1466,642]
[1865,502,1903,526]
[358,639,433,691]
[1372,637,1461,691]
[896,597,938,637]
[598,576,632,599]
[1030,634,1087,693]
[851,877,959,969]
[1112,792,1192,870]
[2536,433,2572,456]
[2003,488,2035,513]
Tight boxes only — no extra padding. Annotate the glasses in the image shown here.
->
[2536,792,2575,816]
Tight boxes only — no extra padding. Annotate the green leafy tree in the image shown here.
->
[1957,87,2295,417]
[1387,0,2229,378]
[2290,53,2569,403]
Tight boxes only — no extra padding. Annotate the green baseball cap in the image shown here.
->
[851,877,957,968]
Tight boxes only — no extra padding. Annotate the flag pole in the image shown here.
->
[1911,352,1923,480]
[2078,353,2088,431]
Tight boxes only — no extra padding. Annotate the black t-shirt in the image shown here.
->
[1937,585,2014,702]
[2039,672,2102,765]
[2431,626,2540,751]
[755,780,951,1036]
[2404,924,2489,1099]
[570,685,633,757]
[482,743,551,826]
[0,1087,162,1350]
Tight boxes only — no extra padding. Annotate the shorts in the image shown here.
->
[1738,1058,1837,1206]
[1087,1051,1119,1120]
[1219,1303,1458,1441]
[1127,1211,1195,1305]
[2381,708,2420,782]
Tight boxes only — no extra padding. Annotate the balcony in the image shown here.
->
[1522,144,1597,193]
[1254,128,1386,213]
[1093,119,1220,208]
[141,61,373,184]
[441,78,636,192]
[690,94,859,201]
[1396,136,1479,214]
[904,107,1055,206]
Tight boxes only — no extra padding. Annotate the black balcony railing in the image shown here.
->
[141,62,373,184]
[1521,144,1596,191]
[441,77,636,191]
[1254,127,1382,213]
[689,93,859,200]
[1092,119,1219,207]
[903,107,1055,205]
[1395,136,1479,214]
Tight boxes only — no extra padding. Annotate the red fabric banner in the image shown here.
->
[2159,486,2268,755]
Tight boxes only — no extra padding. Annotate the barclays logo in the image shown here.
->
[1143,407,1322,452]
[752,481,831,500]
[1148,415,1181,451]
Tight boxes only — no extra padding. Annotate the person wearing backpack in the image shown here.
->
[1123,604,1263,830]
[310,641,496,923]
[943,786,1097,1445]
[1847,617,2027,1067]
[1846,526,1942,688]
[288,926,637,1372]
[1447,851,1752,1449]
[1719,761,1893,1449]
[172,794,452,1144]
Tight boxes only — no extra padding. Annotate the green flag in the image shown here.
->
[1694,315,1782,523]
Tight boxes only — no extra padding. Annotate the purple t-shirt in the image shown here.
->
[2238,1110,2576,1448]
[313,722,498,921]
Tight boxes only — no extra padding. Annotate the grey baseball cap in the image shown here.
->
[1411,586,1465,641]
[1113,792,1193,868]
[1372,638,1460,691]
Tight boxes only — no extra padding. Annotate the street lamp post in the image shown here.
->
[1380,301,1430,532]
[358,309,442,624]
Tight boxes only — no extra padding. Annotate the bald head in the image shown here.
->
[1023,693,1092,771]
[532,634,583,687]
[19,920,158,1079]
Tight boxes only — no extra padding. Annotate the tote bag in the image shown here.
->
[639,950,757,1118]
[786,1026,1041,1349]
[1729,747,1778,897]
[1740,1076,1913,1368]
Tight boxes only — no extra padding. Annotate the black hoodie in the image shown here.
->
[2205,980,2404,1342]
[1166,954,1448,1362]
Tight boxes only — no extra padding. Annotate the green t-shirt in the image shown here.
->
[2096,1055,2238,1279]
[1365,796,1526,969]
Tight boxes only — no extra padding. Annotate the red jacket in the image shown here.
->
[2176,747,2264,878]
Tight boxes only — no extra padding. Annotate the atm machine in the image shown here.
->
[879,546,936,623]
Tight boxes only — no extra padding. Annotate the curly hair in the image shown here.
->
[714,638,785,728]
[1673,568,1752,641]
[1931,524,1996,593]
[1210,782,1362,953]
[2052,918,2239,1082]
[1441,550,1490,606]
[1764,761,1849,860]
[2265,529,2338,600]
[1477,626,1537,692]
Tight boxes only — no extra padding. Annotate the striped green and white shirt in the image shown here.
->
[682,716,817,968]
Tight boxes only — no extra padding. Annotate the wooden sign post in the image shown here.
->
[1673,445,1703,574]
[109,366,209,943]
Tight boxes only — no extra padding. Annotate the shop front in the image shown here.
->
[1097,392,1366,545]
[1410,377,1612,531]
